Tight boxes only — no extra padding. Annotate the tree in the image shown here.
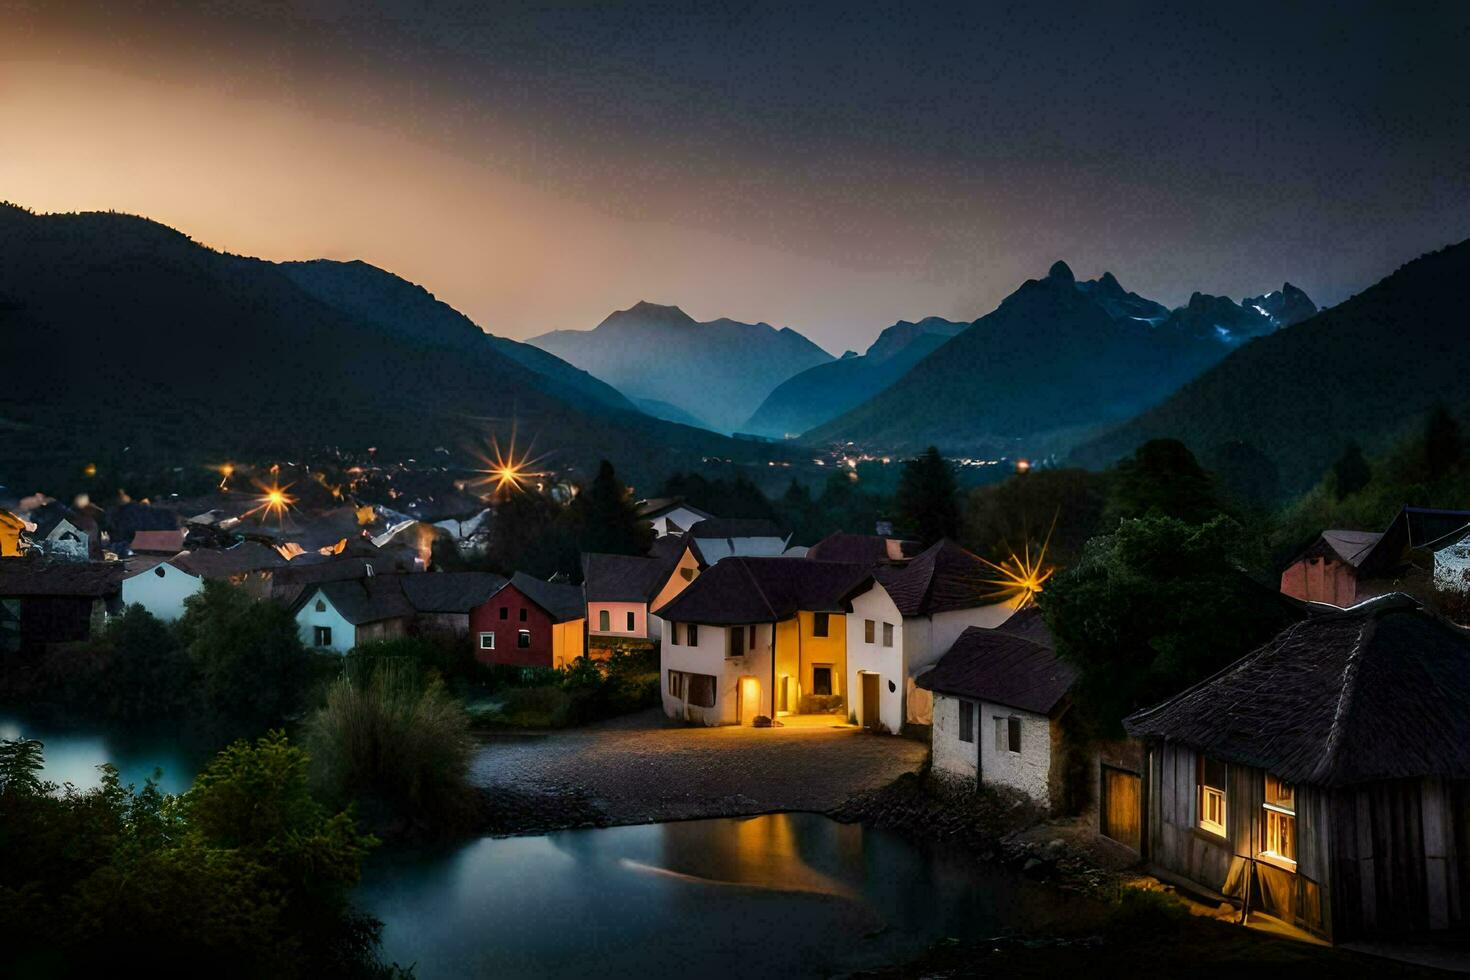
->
[104,604,195,722]
[776,478,821,545]
[1107,439,1221,524]
[177,581,309,737]
[962,467,1107,571]
[894,446,960,546]
[1041,515,1303,736]
[1425,404,1463,480]
[1332,441,1371,500]
[660,471,779,521]
[566,460,654,557]
[1209,439,1280,512]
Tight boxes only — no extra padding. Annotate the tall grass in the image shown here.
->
[306,657,475,830]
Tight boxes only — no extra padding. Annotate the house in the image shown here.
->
[582,552,675,650]
[1281,507,1470,606]
[120,555,205,621]
[654,557,871,726]
[0,510,34,557]
[472,572,586,669]
[167,541,287,594]
[918,609,1076,809]
[684,518,793,564]
[636,497,714,537]
[399,571,507,637]
[128,528,188,555]
[294,575,417,654]
[1125,594,1470,943]
[806,532,918,566]
[0,560,124,655]
[42,517,96,561]
[846,539,1026,729]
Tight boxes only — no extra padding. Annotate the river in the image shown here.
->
[3,717,1083,978]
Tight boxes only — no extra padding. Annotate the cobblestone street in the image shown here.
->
[468,709,929,833]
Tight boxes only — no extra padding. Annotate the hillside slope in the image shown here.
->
[1071,239,1470,494]
[529,301,832,433]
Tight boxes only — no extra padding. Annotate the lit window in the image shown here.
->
[479,632,495,650]
[882,622,893,647]
[517,629,531,648]
[864,619,875,643]
[1263,774,1296,867]
[812,613,830,637]
[959,701,974,743]
[598,610,610,631]
[1198,756,1228,837]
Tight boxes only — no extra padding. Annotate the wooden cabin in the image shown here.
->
[1126,594,1470,942]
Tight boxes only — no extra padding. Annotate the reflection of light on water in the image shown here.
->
[633,814,861,900]
[617,857,856,900]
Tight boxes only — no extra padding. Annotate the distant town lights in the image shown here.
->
[1015,459,1032,474]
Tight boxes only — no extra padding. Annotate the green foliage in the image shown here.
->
[1209,439,1280,513]
[306,659,475,829]
[480,489,579,580]
[1041,515,1301,736]
[347,634,470,685]
[1106,439,1221,524]
[102,603,195,721]
[661,471,780,521]
[0,733,396,978]
[0,737,45,795]
[1332,442,1372,500]
[178,581,310,736]
[895,446,960,546]
[1425,404,1462,480]
[962,467,1108,570]
[488,648,660,728]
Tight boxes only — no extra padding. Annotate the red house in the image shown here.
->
[470,572,585,668]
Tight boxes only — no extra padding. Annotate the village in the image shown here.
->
[4,433,1470,974]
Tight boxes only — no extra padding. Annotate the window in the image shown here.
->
[671,623,681,645]
[154,566,166,578]
[882,622,894,647]
[627,611,636,631]
[313,625,332,647]
[500,606,509,619]
[728,626,745,658]
[864,619,875,643]
[687,623,699,645]
[517,629,531,648]
[812,613,830,637]
[686,672,716,708]
[959,701,974,743]
[994,715,1021,753]
[749,625,756,650]
[812,665,833,696]
[668,670,684,699]
[680,567,695,582]
[598,610,610,631]
[519,608,528,622]
[315,599,326,612]
[1198,756,1228,837]
[479,632,496,650]
[1263,774,1296,867]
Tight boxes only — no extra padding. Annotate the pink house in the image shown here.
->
[582,552,675,649]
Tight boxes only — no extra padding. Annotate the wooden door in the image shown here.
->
[862,672,880,729]
[1102,765,1142,851]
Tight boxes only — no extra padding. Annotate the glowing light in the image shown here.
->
[242,480,297,524]
[473,427,548,497]
[1015,458,1032,474]
[82,463,97,477]
[217,462,235,489]
[976,514,1057,607]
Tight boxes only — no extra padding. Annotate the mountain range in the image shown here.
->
[802,261,1316,457]
[741,316,968,438]
[0,205,783,493]
[528,302,834,434]
[1072,239,1470,494]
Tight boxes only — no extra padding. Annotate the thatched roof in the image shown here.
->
[1124,594,1470,787]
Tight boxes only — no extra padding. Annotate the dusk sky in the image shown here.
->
[4,1,1468,353]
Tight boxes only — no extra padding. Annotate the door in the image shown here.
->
[1101,765,1142,851]
[861,672,880,730]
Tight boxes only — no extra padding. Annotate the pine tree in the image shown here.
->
[1424,404,1462,480]
[894,446,960,546]
[1332,442,1371,500]
[567,460,654,557]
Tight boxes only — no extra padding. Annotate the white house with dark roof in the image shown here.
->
[293,576,416,653]
[120,556,205,621]
[636,497,714,537]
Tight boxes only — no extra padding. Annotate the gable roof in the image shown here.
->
[129,529,188,554]
[1305,529,1384,568]
[501,572,585,623]
[582,552,672,603]
[170,542,287,579]
[872,538,1006,616]
[311,576,417,626]
[0,559,124,597]
[399,571,508,613]
[917,618,1073,715]
[654,557,870,625]
[636,497,713,522]
[806,532,919,566]
[1124,594,1470,787]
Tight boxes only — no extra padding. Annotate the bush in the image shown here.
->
[307,658,475,830]
[1105,886,1191,937]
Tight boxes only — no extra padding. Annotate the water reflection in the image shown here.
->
[0,713,201,795]
[358,813,1084,979]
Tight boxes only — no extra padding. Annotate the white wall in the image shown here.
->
[903,602,1019,725]
[1435,541,1470,593]
[845,585,904,733]
[932,694,979,783]
[661,621,772,725]
[979,701,1055,808]
[120,563,204,622]
[651,507,709,536]
[295,588,356,654]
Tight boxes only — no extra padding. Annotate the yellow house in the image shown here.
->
[654,556,872,726]
[0,510,32,557]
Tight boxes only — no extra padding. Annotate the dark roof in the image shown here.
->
[654,557,870,625]
[269,554,411,605]
[1124,594,1470,787]
[0,559,124,597]
[636,497,713,522]
[687,518,786,539]
[806,532,919,566]
[582,552,671,603]
[1352,506,1470,578]
[399,571,508,613]
[311,576,417,625]
[994,606,1053,646]
[129,529,187,554]
[502,572,585,623]
[873,538,1006,616]
[917,619,1073,715]
[171,542,287,579]
[1301,529,1383,568]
